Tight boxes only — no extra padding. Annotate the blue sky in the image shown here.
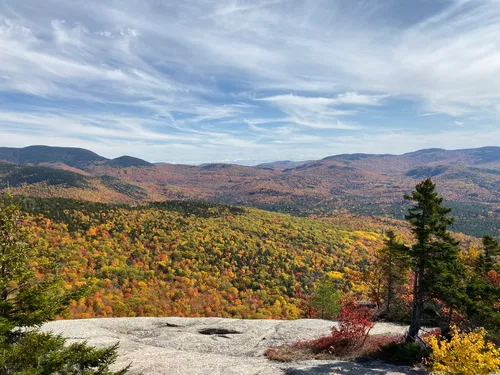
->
[0,0,499,164]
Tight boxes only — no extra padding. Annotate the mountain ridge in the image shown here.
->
[2,145,500,167]
[0,145,106,169]
[3,145,500,237]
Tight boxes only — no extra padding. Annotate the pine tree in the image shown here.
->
[464,235,500,341]
[403,179,463,343]
[378,231,410,316]
[479,235,500,273]
[0,193,130,374]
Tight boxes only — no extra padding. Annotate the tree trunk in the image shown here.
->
[441,306,454,339]
[407,265,423,343]
[386,249,393,314]
[386,278,393,314]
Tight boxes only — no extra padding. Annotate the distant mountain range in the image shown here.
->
[0,146,153,169]
[1,145,500,236]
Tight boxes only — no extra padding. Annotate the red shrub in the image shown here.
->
[306,335,339,352]
[328,302,375,354]
[297,300,375,355]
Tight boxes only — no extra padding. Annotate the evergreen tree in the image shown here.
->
[464,235,500,341]
[311,279,342,319]
[478,235,500,273]
[0,193,130,374]
[378,231,410,316]
[403,179,464,343]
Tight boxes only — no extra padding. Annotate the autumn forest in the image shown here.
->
[10,193,495,323]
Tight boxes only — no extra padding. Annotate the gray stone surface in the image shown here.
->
[42,317,426,375]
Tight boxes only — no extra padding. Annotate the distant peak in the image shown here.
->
[0,145,106,168]
[403,148,446,155]
[105,156,154,168]
[322,153,380,161]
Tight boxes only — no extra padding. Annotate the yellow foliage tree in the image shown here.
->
[425,326,500,375]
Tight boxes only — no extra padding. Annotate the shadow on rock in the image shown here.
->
[285,361,427,375]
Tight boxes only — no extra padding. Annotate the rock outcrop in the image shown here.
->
[43,317,426,375]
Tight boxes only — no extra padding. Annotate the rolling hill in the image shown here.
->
[105,155,155,168]
[2,145,500,237]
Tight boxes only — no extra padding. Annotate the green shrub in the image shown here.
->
[378,341,429,366]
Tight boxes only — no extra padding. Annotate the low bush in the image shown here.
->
[266,333,404,362]
[330,302,375,354]
[299,301,375,356]
[377,341,429,366]
[266,301,426,364]
[374,328,440,366]
[0,331,130,374]
[361,334,403,355]
[269,300,379,360]
[306,335,339,353]
[425,325,500,375]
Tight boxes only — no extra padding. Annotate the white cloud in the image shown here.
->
[335,92,388,106]
[258,93,373,129]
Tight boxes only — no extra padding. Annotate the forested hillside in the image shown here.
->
[14,196,481,320]
[16,197,388,319]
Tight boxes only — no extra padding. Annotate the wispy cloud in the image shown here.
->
[258,93,386,129]
[0,0,499,163]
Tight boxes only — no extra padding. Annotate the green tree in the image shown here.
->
[0,193,130,374]
[311,279,341,319]
[464,235,500,342]
[478,235,500,273]
[378,231,410,316]
[403,179,464,343]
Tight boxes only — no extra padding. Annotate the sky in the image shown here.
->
[0,0,500,165]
